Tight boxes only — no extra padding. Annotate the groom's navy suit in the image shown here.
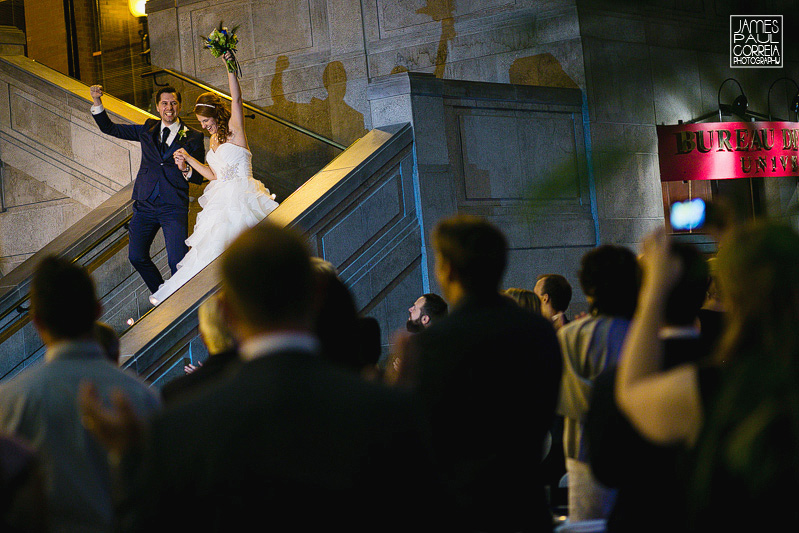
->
[93,110,205,293]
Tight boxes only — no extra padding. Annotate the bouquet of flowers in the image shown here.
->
[203,22,241,77]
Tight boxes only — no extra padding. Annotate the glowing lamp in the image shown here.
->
[129,0,147,18]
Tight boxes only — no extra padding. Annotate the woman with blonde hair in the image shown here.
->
[503,287,542,315]
[616,222,799,531]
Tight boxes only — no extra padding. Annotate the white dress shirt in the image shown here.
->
[239,332,320,362]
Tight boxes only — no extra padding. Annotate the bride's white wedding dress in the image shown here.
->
[150,143,278,305]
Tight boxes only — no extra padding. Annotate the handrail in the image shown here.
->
[142,67,347,151]
[0,213,133,325]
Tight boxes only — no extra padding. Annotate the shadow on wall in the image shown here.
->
[313,61,370,144]
[416,0,456,78]
[509,53,579,89]
[247,57,369,200]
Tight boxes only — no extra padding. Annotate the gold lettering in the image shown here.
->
[793,156,798,172]
[741,156,752,173]
[717,130,733,151]
[781,156,789,170]
[676,132,695,154]
[750,130,764,151]
[735,129,748,151]
[762,129,775,150]
[756,157,767,171]
[772,156,777,172]
[782,129,799,150]
[695,130,713,153]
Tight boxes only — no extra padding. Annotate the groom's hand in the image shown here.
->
[90,85,104,106]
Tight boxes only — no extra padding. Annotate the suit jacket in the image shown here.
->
[160,349,240,407]
[115,348,445,532]
[93,110,205,207]
[409,293,563,532]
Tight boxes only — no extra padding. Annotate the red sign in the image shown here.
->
[657,121,799,181]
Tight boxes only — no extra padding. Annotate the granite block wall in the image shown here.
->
[367,73,596,315]
[0,56,142,275]
[577,2,799,248]
[147,0,585,205]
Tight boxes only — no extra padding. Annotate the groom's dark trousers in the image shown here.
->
[92,109,205,293]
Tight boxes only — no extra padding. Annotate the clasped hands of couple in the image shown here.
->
[173,148,191,177]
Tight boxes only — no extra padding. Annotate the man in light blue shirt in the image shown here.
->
[0,256,160,533]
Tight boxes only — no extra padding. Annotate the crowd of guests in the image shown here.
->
[0,212,798,532]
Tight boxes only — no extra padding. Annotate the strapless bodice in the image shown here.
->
[206,143,253,182]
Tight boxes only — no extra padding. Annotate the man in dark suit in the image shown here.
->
[90,85,205,293]
[80,222,443,531]
[404,214,563,532]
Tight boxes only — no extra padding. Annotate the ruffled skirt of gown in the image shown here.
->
[149,149,278,305]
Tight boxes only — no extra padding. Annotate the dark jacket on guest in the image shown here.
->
[409,293,563,532]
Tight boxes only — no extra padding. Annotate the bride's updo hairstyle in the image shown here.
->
[194,92,232,144]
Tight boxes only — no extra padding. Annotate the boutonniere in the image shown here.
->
[177,125,189,142]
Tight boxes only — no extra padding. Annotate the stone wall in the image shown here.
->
[577,1,799,247]
[0,55,147,275]
[147,1,583,146]
[147,0,589,312]
[368,73,596,310]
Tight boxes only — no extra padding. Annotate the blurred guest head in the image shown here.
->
[308,256,382,374]
[312,265,358,366]
[406,293,448,332]
[220,223,313,339]
[534,274,572,320]
[310,257,338,277]
[432,215,507,304]
[579,245,640,319]
[31,257,100,345]
[198,293,237,356]
[503,287,541,315]
[714,222,799,362]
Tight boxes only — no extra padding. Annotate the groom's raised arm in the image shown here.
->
[90,85,144,142]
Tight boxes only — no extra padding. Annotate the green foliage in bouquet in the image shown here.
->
[202,22,241,75]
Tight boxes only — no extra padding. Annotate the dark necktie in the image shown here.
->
[160,127,170,154]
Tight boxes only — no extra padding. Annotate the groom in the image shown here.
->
[90,85,205,294]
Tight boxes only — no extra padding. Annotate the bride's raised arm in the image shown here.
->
[224,51,247,149]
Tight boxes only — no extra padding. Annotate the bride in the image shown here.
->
[149,52,278,306]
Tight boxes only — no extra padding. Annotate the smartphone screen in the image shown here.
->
[670,198,706,231]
